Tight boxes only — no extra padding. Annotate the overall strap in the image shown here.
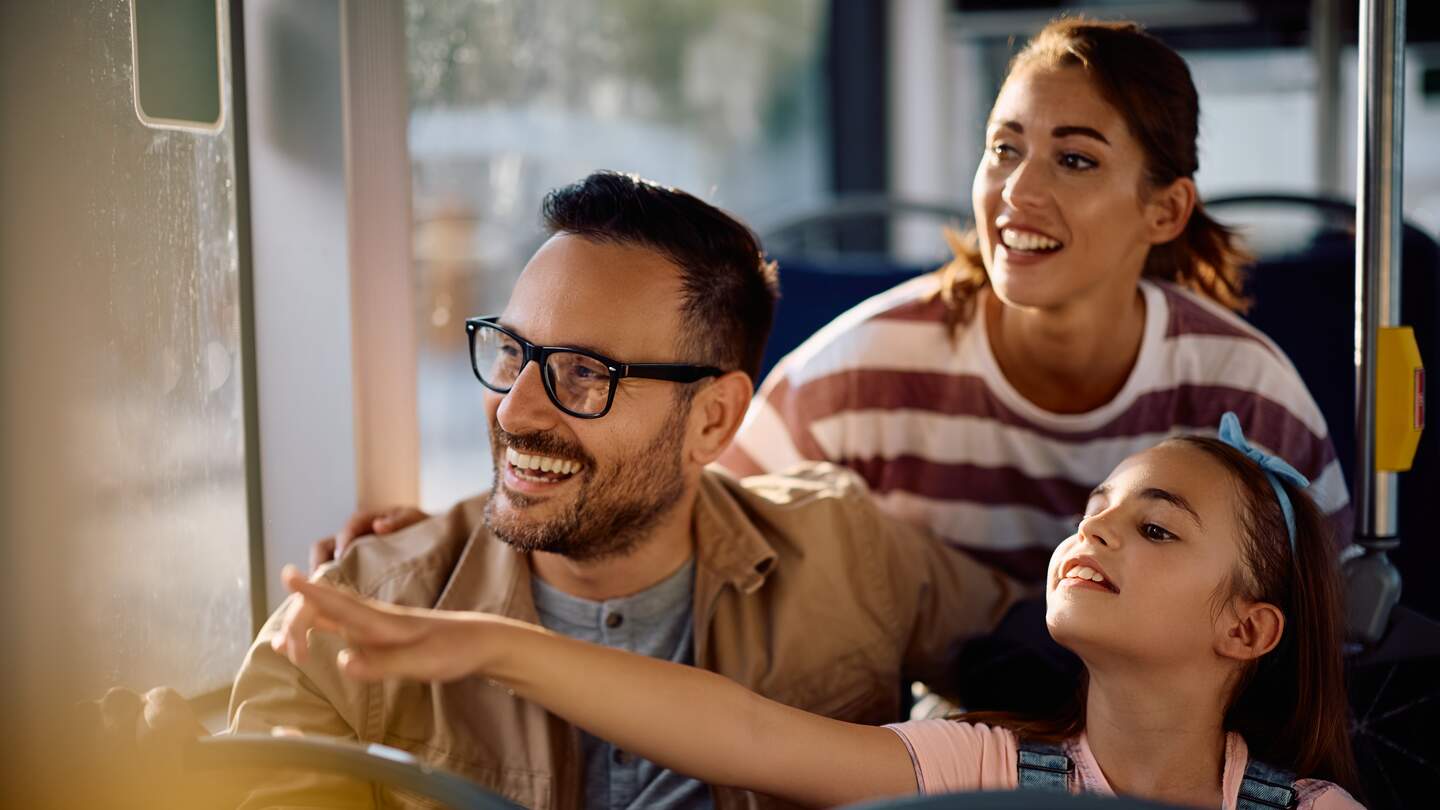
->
[1236,758,1299,810]
[1016,739,1073,793]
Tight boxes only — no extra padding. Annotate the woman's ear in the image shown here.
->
[1145,177,1196,245]
[1215,598,1285,662]
[686,371,753,466]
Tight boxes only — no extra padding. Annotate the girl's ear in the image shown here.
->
[1145,177,1196,245]
[1215,598,1285,662]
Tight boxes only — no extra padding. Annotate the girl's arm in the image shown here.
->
[274,566,919,808]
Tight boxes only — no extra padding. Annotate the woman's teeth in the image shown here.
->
[506,447,583,480]
[1001,228,1061,252]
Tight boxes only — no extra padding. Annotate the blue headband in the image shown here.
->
[1216,412,1310,551]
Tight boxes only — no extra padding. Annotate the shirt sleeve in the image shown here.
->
[869,495,1022,693]
[226,591,378,808]
[884,720,1019,794]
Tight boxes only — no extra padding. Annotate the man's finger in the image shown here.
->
[98,687,144,740]
[140,688,206,741]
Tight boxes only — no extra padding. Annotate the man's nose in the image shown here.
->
[494,362,560,434]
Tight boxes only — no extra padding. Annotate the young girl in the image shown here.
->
[276,414,1364,808]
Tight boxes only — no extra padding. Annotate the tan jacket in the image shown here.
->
[227,464,1018,809]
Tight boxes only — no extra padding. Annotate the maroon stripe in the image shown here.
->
[944,543,1057,583]
[869,288,950,323]
[749,375,831,462]
[1160,285,1277,355]
[780,370,1337,478]
[843,456,1091,517]
[716,442,764,478]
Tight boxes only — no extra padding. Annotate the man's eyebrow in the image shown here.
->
[494,320,612,357]
[1141,487,1203,528]
[1088,483,1109,500]
[1052,125,1110,145]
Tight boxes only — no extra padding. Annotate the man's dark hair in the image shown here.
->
[541,171,779,382]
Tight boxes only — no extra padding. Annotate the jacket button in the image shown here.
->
[605,612,623,629]
[612,749,633,765]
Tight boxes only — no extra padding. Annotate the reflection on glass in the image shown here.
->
[405,0,827,509]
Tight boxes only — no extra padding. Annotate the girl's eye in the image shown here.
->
[1059,152,1098,171]
[1139,523,1177,542]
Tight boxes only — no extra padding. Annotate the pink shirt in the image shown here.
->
[886,720,1363,809]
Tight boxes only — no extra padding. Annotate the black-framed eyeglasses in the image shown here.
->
[464,316,725,419]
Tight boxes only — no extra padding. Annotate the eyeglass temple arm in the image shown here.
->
[621,364,724,383]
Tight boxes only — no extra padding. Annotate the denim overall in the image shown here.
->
[1016,739,1299,809]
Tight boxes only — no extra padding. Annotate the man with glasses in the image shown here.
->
[110,172,1015,810]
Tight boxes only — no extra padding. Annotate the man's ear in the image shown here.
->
[1145,176,1196,246]
[687,371,753,465]
[1215,598,1285,662]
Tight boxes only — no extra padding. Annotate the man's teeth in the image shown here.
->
[506,447,582,476]
[1064,565,1107,584]
[1001,228,1061,251]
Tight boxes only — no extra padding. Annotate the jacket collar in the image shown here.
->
[431,469,779,630]
[433,503,541,624]
[692,468,778,595]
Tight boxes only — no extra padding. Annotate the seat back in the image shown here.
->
[759,256,930,380]
[1208,194,1439,620]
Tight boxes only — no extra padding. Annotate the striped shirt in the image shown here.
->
[719,275,1351,582]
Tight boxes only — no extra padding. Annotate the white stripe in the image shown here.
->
[872,490,1075,552]
[1151,334,1330,438]
[731,399,809,472]
[1308,459,1350,515]
[776,296,1330,446]
[775,281,959,388]
[809,410,1178,486]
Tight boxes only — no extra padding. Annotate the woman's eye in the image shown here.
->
[990,143,1019,161]
[1139,523,1177,542]
[1059,152,1098,171]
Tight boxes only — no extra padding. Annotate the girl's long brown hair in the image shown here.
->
[958,436,1361,795]
[936,18,1252,333]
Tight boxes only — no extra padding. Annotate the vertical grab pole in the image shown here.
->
[1347,0,1407,645]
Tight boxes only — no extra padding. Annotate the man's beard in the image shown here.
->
[483,401,689,562]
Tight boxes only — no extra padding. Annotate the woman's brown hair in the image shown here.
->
[957,436,1361,795]
[936,17,1252,332]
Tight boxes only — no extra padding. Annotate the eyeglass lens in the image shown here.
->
[472,324,614,415]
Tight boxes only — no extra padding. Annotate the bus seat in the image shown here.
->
[760,256,931,381]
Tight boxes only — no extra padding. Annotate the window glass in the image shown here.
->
[0,0,252,701]
[405,0,828,509]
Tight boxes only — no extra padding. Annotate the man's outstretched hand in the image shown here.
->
[309,506,429,571]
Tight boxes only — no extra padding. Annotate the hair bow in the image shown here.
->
[1217,411,1310,551]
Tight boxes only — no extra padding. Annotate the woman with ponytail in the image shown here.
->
[277,416,1364,808]
[720,18,1351,585]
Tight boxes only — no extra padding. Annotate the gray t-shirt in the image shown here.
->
[531,558,713,810]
